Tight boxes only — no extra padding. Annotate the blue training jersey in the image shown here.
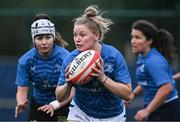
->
[58,43,131,118]
[15,45,69,104]
[136,48,178,106]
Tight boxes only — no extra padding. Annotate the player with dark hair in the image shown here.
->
[56,5,132,122]
[15,13,74,121]
[126,20,180,121]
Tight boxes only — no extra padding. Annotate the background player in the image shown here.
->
[126,20,180,121]
[15,13,74,121]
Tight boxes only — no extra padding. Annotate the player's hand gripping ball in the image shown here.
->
[68,50,101,85]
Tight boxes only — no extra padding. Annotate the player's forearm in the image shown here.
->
[103,77,132,101]
[16,86,29,104]
[59,87,75,107]
[56,83,73,102]
[49,87,74,110]
[133,85,143,97]
[145,83,172,114]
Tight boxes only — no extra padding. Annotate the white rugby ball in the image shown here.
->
[68,50,101,85]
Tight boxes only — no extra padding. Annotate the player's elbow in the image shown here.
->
[123,84,132,101]
[118,88,132,101]
[123,90,132,101]
[165,83,173,95]
[160,83,173,96]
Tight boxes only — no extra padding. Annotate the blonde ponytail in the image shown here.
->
[74,5,113,40]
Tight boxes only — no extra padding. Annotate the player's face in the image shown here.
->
[131,29,152,55]
[34,34,54,56]
[73,24,100,52]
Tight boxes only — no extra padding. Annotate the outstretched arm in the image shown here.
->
[15,86,29,118]
[38,87,75,117]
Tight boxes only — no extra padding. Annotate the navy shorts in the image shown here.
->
[147,98,180,121]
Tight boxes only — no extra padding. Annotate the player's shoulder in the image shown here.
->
[146,48,168,67]
[54,44,69,54]
[18,48,36,65]
[62,49,79,65]
[64,49,79,60]
[102,43,123,56]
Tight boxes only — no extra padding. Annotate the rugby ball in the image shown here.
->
[68,50,101,85]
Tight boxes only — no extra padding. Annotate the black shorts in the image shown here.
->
[28,98,70,121]
[147,98,180,121]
